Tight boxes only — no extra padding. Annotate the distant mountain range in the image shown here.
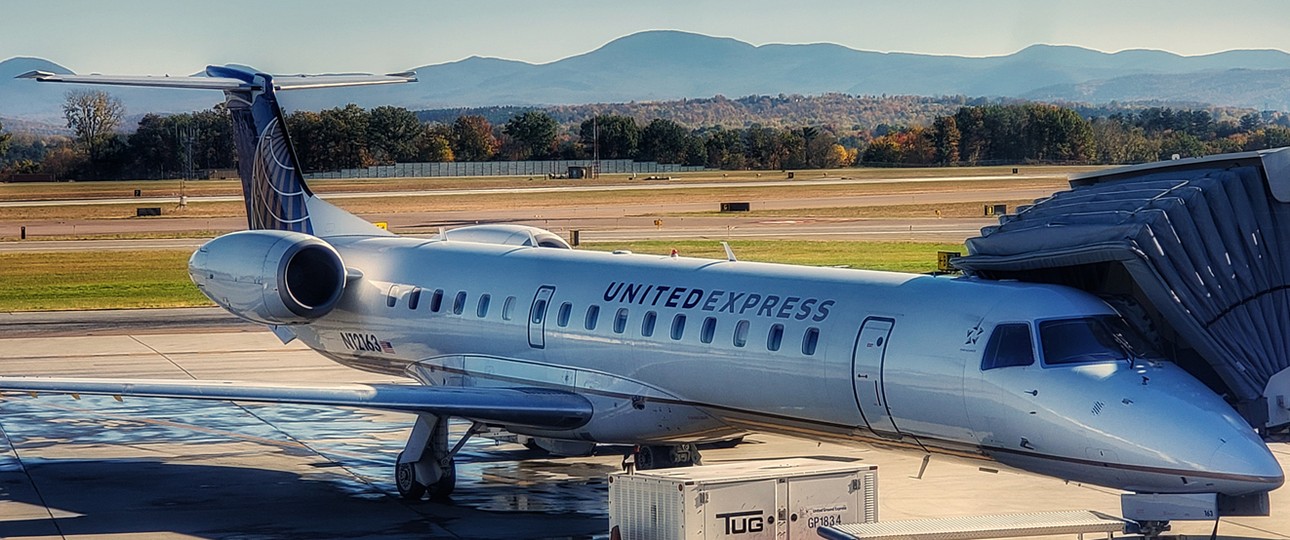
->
[4,30,1290,128]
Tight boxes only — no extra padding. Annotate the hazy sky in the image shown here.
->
[6,0,1290,74]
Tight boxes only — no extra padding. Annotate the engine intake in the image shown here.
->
[189,230,346,325]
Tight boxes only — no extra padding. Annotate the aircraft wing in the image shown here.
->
[0,377,590,429]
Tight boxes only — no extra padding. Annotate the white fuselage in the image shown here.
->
[288,235,1283,497]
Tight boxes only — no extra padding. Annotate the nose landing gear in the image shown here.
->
[1129,520,1171,539]
[395,414,483,501]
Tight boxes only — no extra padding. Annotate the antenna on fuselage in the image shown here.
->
[721,241,737,262]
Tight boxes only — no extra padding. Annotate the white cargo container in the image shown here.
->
[609,458,878,540]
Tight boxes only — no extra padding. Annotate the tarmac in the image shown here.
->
[0,309,1286,539]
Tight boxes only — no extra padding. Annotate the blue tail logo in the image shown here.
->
[212,67,313,233]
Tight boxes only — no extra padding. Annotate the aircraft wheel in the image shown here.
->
[395,451,426,500]
[427,458,456,500]
[635,445,656,470]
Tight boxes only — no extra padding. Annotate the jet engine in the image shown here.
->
[188,230,347,325]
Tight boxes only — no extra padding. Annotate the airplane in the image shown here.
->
[2,66,1282,533]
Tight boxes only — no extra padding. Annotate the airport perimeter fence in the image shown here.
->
[302,159,705,180]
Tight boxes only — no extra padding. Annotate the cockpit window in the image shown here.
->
[1039,316,1151,365]
[981,323,1034,370]
[1099,315,1159,358]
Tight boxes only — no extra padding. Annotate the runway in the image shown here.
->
[0,309,1286,539]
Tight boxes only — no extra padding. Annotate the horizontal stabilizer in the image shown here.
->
[17,65,414,236]
[16,69,417,92]
[0,377,591,429]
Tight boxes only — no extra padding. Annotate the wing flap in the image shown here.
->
[0,377,590,429]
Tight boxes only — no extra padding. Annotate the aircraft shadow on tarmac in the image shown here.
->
[0,396,618,539]
[0,458,619,539]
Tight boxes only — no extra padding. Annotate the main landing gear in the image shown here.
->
[395,414,484,501]
[627,443,702,471]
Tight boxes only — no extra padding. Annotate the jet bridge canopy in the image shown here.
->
[954,147,1290,429]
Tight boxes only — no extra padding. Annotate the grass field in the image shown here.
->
[0,240,964,312]
[0,250,207,311]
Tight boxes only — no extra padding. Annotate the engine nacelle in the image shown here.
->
[189,230,347,325]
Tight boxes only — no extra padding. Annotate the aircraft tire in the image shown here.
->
[635,445,656,470]
[427,458,456,500]
[395,451,426,500]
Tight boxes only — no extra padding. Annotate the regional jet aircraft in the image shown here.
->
[2,67,1282,532]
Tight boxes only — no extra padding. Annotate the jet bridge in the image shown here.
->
[953,147,1290,430]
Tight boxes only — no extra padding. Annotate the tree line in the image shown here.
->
[862,104,1290,166]
[4,90,1290,181]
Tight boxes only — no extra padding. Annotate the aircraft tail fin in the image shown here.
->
[19,67,416,237]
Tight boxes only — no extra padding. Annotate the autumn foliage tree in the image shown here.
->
[0,119,10,159]
[63,89,124,176]
[451,115,499,161]
[579,115,640,159]
[128,108,234,178]
[503,111,558,160]
[639,118,692,164]
[416,124,454,162]
[367,105,422,164]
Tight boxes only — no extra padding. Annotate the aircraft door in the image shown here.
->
[528,286,556,349]
[852,317,901,438]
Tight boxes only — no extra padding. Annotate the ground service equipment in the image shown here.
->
[608,459,877,540]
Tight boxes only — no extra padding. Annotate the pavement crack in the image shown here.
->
[130,335,201,380]
[128,333,397,503]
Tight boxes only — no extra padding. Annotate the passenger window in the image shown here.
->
[614,308,629,334]
[557,302,572,327]
[802,327,819,355]
[386,285,399,308]
[585,305,600,330]
[700,317,716,344]
[671,314,687,340]
[408,288,421,310]
[502,296,516,320]
[982,323,1035,370]
[531,299,547,324]
[767,323,784,351]
[641,311,657,337]
[477,294,490,317]
[430,289,444,313]
[733,320,750,347]
[453,291,467,315]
